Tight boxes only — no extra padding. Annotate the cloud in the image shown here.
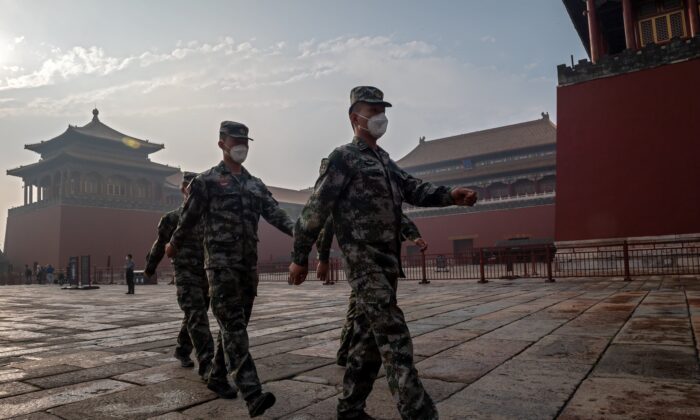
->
[0,33,555,193]
[480,35,497,43]
[1,46,133,90]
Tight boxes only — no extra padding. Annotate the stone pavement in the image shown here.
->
[0,276,699,419]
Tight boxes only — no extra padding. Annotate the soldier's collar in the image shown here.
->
[217,161,250,178]
[353,136,388,158]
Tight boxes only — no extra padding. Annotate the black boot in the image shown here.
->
[207,379,238,399]
[247,391,276,417]
[336,354,348,367]
[173,353,194,368]
[198,362,211,381]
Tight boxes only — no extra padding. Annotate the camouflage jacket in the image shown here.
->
[171,162,294,270]
[293,137,453,279]
[316,213,422,262]
[145,206,205,275]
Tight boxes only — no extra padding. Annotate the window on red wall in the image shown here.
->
[638,0,688,46]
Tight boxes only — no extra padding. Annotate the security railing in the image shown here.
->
[3,239,697,286]
[256,239,700,283]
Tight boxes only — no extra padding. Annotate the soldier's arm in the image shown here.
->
[170,177,208,251]
[292,150,352,266]
[145,213,176,274]
[316,216,335,263]
[260,184,294,237]
[400,213,421,242]
[393,163,454,207]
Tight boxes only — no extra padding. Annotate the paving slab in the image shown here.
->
[0,383,39,399]
[112,362,201,386]
[257,354,334,383]
[0,379,132,419]
[1,280,699,419]
[183,379,338,419]
[416,338,531,383]
[437,360,590,420]
[559,377,700,419]
[614,316,694,345]
[515,334,610,365]
[593,343,700,382]
[49,379,215,419]
[25,363,144,389]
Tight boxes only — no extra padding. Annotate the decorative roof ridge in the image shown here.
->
[397,115,555,167]
[417,116,553,147]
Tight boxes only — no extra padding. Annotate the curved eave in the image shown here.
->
[7,152,180,178]
[24,127,165,154]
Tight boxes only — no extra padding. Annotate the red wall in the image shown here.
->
[5,203,554,270]
[405,205,555,254]
[276,205,556,259]
[4,206,62,269]
[556,59,700,241]
[4,205,166,271]
[57,206,166,269]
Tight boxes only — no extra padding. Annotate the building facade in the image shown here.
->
[556,0,700,242]
[4,111,559,272]
[4,109,183,272]
[395,115,557,256]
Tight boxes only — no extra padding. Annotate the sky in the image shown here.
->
[0,0,586,245]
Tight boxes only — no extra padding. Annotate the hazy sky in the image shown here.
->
[0,0,586,244]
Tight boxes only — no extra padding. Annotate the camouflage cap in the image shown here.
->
[182,171,197,183]
[349,86,392,113]
[219,121,254,141]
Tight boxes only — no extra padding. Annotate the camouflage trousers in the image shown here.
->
[337,290,357,363]
[173,270,218,376]
[206,268,262,400]
[338,273,438,420]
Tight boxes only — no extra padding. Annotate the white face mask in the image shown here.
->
[229,145,248,164]
[357,112,388,138]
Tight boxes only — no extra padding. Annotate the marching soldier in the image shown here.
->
[290,86,477,419]
[144,172,236,398]
[167,121,294,418]
[315,204,428,368]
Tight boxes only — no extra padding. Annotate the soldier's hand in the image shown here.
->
[144,269,155,279]
[316,261,329,282]
[413,238,428,252]
[289,262,308,285]
[451,187,477,206]
[165,243,177,258]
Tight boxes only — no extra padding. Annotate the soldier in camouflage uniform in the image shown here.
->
[144,172,236,399]
[167,121,294,418]
[314,160,428,368]
[290,86,477,420]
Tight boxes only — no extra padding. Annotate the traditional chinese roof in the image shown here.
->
[7,149,179,177]
[396,115,556,169]
[562,0,594,57]
[25,109,164,154]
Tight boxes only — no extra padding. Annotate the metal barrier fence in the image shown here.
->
[3,239,697,286]
[255,239,700,283]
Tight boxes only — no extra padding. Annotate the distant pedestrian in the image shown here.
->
[46,264,55,284]
[125,254,135,294]
[24,265,31,284]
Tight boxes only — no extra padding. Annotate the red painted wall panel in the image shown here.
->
[5,203,554,270]
[290,205,556,259]
[57,206,166,270]
[556,59,700,241]
[405,205,555,254]
[4,205,167,271]
[4,206,62,269]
